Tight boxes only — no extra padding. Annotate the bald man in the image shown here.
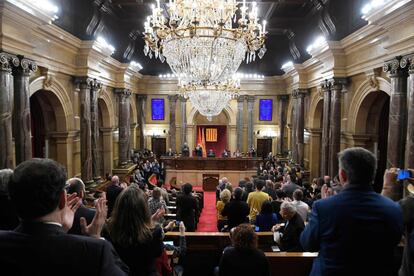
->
[106,175,124,218]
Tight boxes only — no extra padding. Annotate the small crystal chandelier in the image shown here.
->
[180,77,240,121]
[143,0,267,88]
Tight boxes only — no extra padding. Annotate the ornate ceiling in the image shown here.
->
[54,0,368,76]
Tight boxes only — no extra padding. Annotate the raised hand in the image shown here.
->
[62,193,81,232]
[80,192,108,239]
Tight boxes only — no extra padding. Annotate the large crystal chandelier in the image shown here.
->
[143,0,267,118]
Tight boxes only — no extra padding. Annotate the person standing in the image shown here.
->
[247,180,270,222]
[300,147,403,276]
[176,183,199,231]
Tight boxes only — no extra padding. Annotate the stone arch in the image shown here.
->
[188,105,236,126]
[98,88,115,176]
[29,76,74,131]
[348,77,391,133]
[308,93,324,129]
[98,88,115,128]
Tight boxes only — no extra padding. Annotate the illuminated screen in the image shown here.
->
[259,99,272,121]
[152,98,165,120]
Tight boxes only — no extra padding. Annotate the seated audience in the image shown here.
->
[300,147,403,275]
[66,178,96,236]
[0,158,128,275]
[247,180,270,222]
[292,189,309,222]
[218,224,270,276]
[0,169,19,230]
[221,188,249,230]
[166,148,174,157]
[156,179,170,205]
[216,189,231,231]
[263,180,276,200]
[106,186,163,276]
[272,201,304,252]
[255,201,278,231]
[221,150,230,158]
[176,183,199,231]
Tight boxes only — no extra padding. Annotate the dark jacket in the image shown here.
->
[106,226,163,276]
[221,200,250,229]
[0,194,19,230]
[219,246,270,276]
[68,204,96,235]
[300,185,403,276]
[278,212,304,252]
[0,222,128,276]
[106,184,123,217]
[176,193,198,231]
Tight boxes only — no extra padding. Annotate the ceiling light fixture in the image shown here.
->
[281,61,293,70]
[306,36,327,54]
[96,36,115,55]
[130,61,143,71]
[143,0,267,120]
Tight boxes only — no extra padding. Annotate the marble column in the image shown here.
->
[168,95,178,152]
[291,96,298,163]
[277,95,288,155]
[247,96,255,151]
[236,96,245,151]
[384,57,409,169]
[294,89,308,166]
[402,55,414,168]
[12,56,37,165]
[137,95,147,149]
[320,80,331,176]
[0,53,19,169]
[76,77,93,183]
[180,96,187,146]
[90,79,102,181]
[116,89,132,166]
[328,78,347,177]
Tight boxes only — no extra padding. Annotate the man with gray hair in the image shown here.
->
[66,178,95,235]
[300,147,403,275]
[0,169,19,230]
[272,201,304,251]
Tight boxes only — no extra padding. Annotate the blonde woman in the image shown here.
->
[216,189,231,231]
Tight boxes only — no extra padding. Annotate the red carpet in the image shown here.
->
[197,191,217,232]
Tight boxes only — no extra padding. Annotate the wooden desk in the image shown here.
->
[265,252,317,276]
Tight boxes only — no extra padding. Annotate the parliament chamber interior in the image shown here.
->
[1,0,414,275]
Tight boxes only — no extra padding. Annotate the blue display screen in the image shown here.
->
[152,98,165,120]
[259,99,272,121]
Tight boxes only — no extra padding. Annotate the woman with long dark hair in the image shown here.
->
[106,186,163,276]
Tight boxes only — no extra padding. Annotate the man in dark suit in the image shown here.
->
[106,175,124,218]
[195,144,203,157]
[207,149,216,157]
[272,201,304,252]
[0,158,128,275]
[66,178,95,236]
[176,183,199,231]
[181,142,190,157]
[300,147,403,276]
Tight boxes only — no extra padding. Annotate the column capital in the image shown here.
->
[0,52,19,72]
[292,89,308,98]
[383,56,409,77]
[12,55,37,76]
[167,94,179,102]
[74,77,93,88]
[114,88,132,98]
[137,94,147,101]
[246,95,255,102]
[401,54,414,74]
[179,95,187,102]
[277,94,289,101]
[90,79,102,91]
[237,96,245,103]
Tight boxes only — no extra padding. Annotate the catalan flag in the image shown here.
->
[206,128,218,142]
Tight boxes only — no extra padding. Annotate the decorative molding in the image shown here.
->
[383,56,409,77]
[0,52,19,71]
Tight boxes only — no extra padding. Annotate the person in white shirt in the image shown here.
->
[292,189,309,222]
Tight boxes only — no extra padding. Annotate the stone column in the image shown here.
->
[137,95,147,149]
[116,89,132,166]
[320,80,331,176]
[90,79,102,181]
[402,55,414,168]
[294,89,308,166]
[236,96,245,151]
[75,77,93,183]
[277,95,288,155]
[168,95,178,152]
[0,53,19,169]
[12,56,37,164]
[384,57,409,169]
[180,96,187,146]
[328,78,347,176]
[291,96,298,163]
[247,96,255,151]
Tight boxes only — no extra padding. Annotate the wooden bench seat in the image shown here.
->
[265,252,317,276]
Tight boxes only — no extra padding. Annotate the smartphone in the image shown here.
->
[255,226,259,232]
[271,245,280,252]
[163,241,174,246]
[397,169,412,181]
